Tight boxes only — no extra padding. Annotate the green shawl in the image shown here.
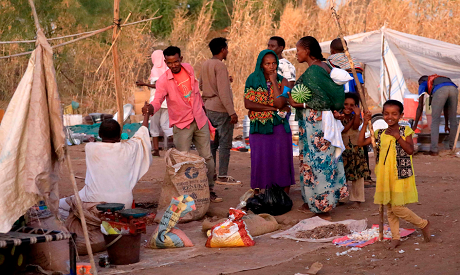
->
[244,49,290,135]
[293,65,345,119]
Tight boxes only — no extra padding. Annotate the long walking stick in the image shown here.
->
[331,8,384,241]
[28,1,99,273]
[451,121,460,154]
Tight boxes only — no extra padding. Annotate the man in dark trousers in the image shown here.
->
[200,37,241,185]
[412,75,458,156]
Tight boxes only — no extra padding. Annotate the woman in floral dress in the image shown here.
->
[288,36,347,219]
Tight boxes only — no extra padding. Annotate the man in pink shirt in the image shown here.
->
[150,46,222,203]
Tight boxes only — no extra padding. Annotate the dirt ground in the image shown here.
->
[56,141,460,275]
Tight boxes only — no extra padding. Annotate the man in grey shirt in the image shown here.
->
[200,37,240,185]
[267,36,296,88]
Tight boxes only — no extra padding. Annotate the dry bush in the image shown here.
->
[1,0,459,116]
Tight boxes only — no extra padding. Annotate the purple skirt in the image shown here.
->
[249,124,296,189]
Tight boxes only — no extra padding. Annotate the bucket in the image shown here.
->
[104,234,141,265]
[243,115,250,138]
[403,94,419,119]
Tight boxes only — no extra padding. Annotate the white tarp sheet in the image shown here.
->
[286,28,460,105]
[0,30,65,233]
[379,31,408,104]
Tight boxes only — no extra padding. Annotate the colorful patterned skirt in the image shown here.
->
[249,124,295,189]
[342,138,370,182]
[298,109,348,213]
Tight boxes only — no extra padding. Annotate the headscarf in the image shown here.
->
[149,50,168,81]
[244,50,289,135]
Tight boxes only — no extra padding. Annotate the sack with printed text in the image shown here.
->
[156,149,210,223]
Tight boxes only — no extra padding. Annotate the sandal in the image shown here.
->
[152,149,160,157]
[215,176,242,185]
[210,191,223,203]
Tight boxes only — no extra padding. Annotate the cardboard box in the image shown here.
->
[134,103,144,115]
[130,114,144,123]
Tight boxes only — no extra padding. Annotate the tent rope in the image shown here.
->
[0,14,161,46]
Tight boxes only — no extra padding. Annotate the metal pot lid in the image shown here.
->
[96,203,125,212]
[118,209,149,218]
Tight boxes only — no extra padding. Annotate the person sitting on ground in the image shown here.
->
[267,36,296,89]
[200,37,241,185]
[340,93,369,209]
[148,46,222,203]
[327,38,364,93]
[136,50,173,157]
[59,103,153,218]
[358,100,431,249]
[412,75,458,156]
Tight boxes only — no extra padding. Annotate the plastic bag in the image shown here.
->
[246,184,293,216]
[264,184,293,216]
[147,195,195,249]
[205,208,255,248]
[246,193,266,214]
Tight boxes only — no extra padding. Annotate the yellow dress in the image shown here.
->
[374,126,418,206]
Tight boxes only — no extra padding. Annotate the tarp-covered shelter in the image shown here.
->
[0,29,65,233]
[287,27,460,105]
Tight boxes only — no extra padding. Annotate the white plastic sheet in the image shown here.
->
[286,28,460,106]
[0,30,65,232]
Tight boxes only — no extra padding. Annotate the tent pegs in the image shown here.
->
[331,7,384,241]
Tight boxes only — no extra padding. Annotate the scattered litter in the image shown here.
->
[336,247,361,256]
[398,250,405,254]
[414,242,419,245]
[333,225,416,248]
[295,262,323,275]
[415,248,420,251]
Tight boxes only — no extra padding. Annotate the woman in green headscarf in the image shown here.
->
[287,36,348,219]
[244,49,295,193]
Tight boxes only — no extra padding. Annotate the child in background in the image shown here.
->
[341,93,369,209]
[358,100,430,249]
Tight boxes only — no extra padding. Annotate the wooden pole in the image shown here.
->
[331,7,384,241]
[451,121,460,154]
[113,0,124,129]
[27,1,98,273]
[65,151,98,275]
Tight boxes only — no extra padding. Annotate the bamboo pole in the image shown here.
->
[65,151,98,275]
[112,0,124,129]
[331,7,384,241]
[451,121,460,154]
[27,1,98,273]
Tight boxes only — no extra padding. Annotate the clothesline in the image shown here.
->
[0,15,162,59]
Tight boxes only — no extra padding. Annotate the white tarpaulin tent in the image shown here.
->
[0,30,65,233]
[286,27,460,105]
